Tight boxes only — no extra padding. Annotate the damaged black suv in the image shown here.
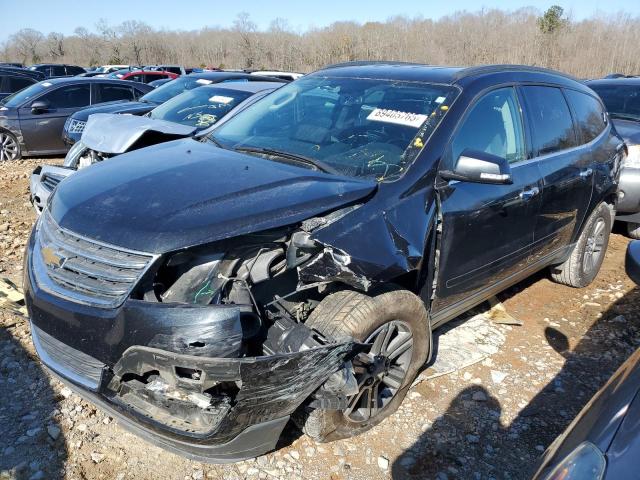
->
[25,62,622,462]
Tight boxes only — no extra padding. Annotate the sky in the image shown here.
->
[2,0,639,41]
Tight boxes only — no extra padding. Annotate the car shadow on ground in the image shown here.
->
[0,323,67,480]
[392,285,640,480]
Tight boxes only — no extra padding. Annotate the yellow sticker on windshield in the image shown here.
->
[367,108,428,128]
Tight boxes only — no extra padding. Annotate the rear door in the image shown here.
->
[432,86,542,321]
[520,86,594,263]
[18,83,91,153]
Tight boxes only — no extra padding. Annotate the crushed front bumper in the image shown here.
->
[29,165,74,215]
[24,234,357,462]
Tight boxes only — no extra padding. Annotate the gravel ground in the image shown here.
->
[0,158,638,480]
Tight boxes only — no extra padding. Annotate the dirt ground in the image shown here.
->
[0,158,638,480]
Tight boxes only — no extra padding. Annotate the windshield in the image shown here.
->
[140,77,217,104]
[149,86,254,129]
[590,84,640,120]
[209,76,458,181]
[0,82,49,107]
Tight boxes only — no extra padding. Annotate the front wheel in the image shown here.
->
[298,289,431,442]
[550,202,612,288]
[0,131,21,161]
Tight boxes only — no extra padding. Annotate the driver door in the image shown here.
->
[431,87,543,325]
[18,83,91,154]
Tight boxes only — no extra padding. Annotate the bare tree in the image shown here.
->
[2,8,639,77]
[46,32,65,60]
[233,12,259,69]
[10,28,44,64]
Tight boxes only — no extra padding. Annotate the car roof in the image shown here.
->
[186,71,282,82]
[29,63,82,68]
[125,70,175,75]
[200,81,285,93]
[310,61,586,90]
[35,77,150,86]
[0,66,44,79]
[587,78,640,87]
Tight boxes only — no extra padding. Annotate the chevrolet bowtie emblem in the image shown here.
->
[41,246,66,269]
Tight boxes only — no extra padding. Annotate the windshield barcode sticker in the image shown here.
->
[366,108,428,128]
[196,79,213,85]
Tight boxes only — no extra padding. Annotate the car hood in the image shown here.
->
[72,101,157,122]
[612,119,640,146]
[49,139,377,253]
[82,113,197,154]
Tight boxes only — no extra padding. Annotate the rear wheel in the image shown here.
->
[550,202,612,287]
[299,289,430,442]
[0,131,20,161]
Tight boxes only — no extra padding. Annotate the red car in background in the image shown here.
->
[118,70,179,84]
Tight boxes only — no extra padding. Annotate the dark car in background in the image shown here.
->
[30,81,284,212]
[588,78,640,238]
[145,65,187,75]
[0,66,44,101]
[25,63,621,462]
[62,71,287,146]
[0,77,152,160]
[27,64,86,78]
[116,70,180,84]
[531,241,640,480]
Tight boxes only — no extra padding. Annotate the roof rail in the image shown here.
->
[453,64,578,82]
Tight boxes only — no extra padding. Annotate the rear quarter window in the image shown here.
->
[521,86,577,156]
[564,89,607,144]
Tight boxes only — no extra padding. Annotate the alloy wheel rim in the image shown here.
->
[0,133,18,161]
[583,217,606,273]
[344,320,413,423]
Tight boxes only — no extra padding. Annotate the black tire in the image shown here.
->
[298,289,430,442]
[627,222,640,240]
[0,130,21,161]
[550,202,612,287]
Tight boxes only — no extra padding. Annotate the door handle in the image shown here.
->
[579,168,593,178]
[519,186,540,200]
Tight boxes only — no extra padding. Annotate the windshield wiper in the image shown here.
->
[610,112,640,122]
[206,134,224,148]
[234,146,340,175]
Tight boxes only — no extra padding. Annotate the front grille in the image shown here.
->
[34,212,156,308]
[41,173,63,192]
[67,119,86,134]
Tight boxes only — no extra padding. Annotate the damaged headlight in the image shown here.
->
[159,251,228,304]
[152,241,288,306]
[63,141,89,168]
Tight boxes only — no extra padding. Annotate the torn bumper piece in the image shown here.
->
[31,323,356,462]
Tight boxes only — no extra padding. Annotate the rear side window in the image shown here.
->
[564,89,607,144]
[41,84,91,108]
[129,74,145,83]
[51,65,67,77]
[96,84,134,103]
[66,66,85,76]
[521,86,577,156]
[451,87,526,164]
[6,76,35,93]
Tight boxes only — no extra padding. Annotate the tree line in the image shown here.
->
[2,6,639,78]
